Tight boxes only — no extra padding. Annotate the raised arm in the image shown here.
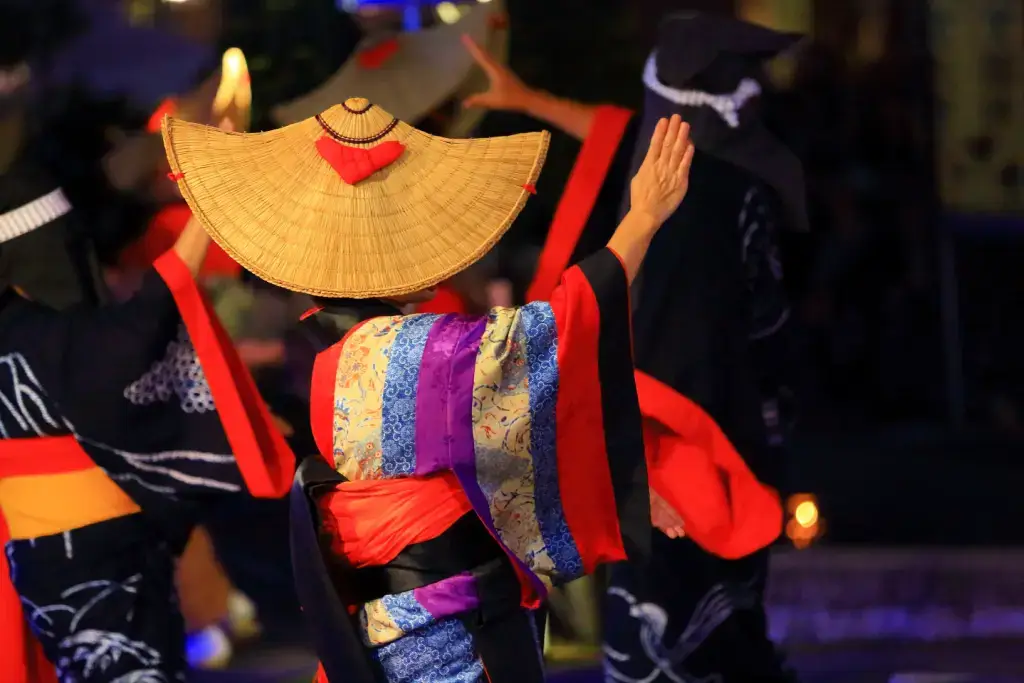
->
[461,35,599,141]
[607,115,694,283]
[172,215,214,277]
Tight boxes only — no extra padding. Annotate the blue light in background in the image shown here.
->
[335,0,425,31]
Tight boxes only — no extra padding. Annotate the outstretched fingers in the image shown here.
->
[677,142,695,182]
[668,121,690,170]
[461,34,502,80]
[644,117,670,164]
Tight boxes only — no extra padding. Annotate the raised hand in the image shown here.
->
[629,115,695,226]
[461,34,534,112]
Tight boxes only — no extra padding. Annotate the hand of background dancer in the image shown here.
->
[461,35,596,141]
[651,488,685,538]
[607,115,695,283]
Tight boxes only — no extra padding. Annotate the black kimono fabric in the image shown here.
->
[556,122,793,681]
[0,257,291,681]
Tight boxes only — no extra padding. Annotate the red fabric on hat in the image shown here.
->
[315,137,406,185]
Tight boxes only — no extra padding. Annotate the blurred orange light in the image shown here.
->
[785,493,822,550]
[794,500,818,528]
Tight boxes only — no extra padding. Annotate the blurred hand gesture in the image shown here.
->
[629,115,695,226]
[651,488,685,539]
[461,34,534,112]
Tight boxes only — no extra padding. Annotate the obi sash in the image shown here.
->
[290,456,545,683]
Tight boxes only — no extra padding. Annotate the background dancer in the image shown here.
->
[0,9,294,678]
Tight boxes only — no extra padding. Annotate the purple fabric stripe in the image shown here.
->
[413,315,471,475]
[440,316,549,600]
[412,573,479,619]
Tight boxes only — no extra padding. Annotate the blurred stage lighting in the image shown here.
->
[435,2,461,24]
[785,493,823,549]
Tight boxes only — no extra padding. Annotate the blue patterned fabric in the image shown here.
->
[380,314,439,476]
[371,617,485,683]
[520,302,583,579]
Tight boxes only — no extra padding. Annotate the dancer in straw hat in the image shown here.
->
[0,8,294,679]
[461,11,803,682]
[161,96,694,682]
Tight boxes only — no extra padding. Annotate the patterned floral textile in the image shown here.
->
[6,514,186,683]
[328,304,583,588]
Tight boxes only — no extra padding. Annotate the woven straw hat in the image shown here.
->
[162,97,548,298]
[272,1,506,130]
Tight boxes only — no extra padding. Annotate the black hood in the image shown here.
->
[0,155,107,310]
[629,12,809,232]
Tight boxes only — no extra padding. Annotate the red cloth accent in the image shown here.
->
[299,306,325,322]
[315,137,406,185]
[414,283,468,315]
[526,105,633,303]
[549,265,624,574]
[522,183,537,195]
[119,205,240,278]
[148,98,178,133]
[635,371,782,558]
[167,172,184,181]
[357,38,400,69]
[154,249,295,497]
[0,437,92,683]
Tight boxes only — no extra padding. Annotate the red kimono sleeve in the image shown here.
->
[636,371,782,558]
[546,247,650,575]
[152,249,294,498]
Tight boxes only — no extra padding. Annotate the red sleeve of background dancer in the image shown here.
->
[153,249,295,497]
[551,248,650,574]
[635,370,783,559]
[526,105,634,303]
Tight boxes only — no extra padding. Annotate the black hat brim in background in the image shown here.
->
[654,11,803,88]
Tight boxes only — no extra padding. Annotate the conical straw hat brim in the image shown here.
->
[272,4,492,126]
[162,112,548,298]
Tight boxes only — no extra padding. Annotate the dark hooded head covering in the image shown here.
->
[629,12,808,232]
[0,0,105,311]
